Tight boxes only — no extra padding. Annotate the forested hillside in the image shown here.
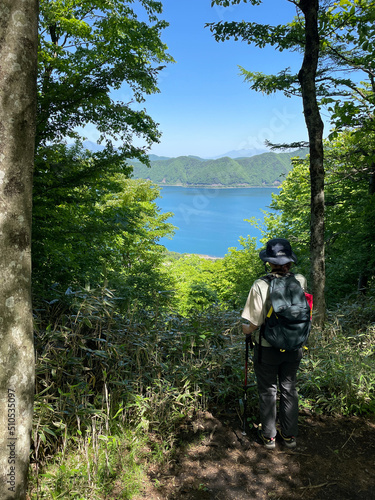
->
[131,149,308,187]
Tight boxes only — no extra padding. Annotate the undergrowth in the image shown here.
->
[29,288,375,498]
[29,287,247,498]
[299,297,375,415]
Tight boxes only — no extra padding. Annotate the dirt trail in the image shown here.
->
[133,410,375,500]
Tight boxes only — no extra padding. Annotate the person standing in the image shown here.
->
[241,238,308,450]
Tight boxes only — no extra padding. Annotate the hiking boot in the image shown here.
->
[257,428,276,450]
[279,430,297,449]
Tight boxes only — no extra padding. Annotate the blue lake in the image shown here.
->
[156,186,278,257]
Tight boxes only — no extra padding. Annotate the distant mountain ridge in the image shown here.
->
[211,147,268,159]
[79,142,307,187]
[81,142,267,160]
[130,149,307,188]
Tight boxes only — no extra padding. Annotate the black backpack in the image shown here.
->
[260,273,312,352]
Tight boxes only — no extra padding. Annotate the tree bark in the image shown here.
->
[298,0,326,327]
[0,1,38,498]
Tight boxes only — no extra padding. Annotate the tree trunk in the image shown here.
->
[0,1,38,498]
[298,0,326,327]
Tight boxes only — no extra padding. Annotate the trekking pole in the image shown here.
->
[242,334,253,436]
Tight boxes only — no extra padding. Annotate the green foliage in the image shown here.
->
[33,144,175,306]
[299,297,375,415]
[187,282,219,312]
[38,0,172,159]
[33,1,175,299]
[318,0,375,135]
[33,143,123,289]
[32,287,247,463]
[301,334,375,415]
[31,288,253,496]
[131,150,308,187]
[164,237,263,315]
[260,131,375,303]
[164,254,222,315]
[208,8,299,51]
[29,428,151,499]
[260,157,312,273]
[216,236,264,308]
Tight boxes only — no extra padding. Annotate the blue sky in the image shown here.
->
[144,0,320,158]
[87,0,331,158]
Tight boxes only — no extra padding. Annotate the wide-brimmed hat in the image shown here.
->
[259,238,297,265]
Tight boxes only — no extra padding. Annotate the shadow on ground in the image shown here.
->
[131,410,375,500]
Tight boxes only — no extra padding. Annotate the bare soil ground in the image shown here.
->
[131,410,375,500]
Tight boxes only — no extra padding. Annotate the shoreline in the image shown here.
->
[186,253,223,260]
[156,183,279,190]
[165,250,224,261]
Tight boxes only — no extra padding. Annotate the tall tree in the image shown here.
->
[0,0,38,498]
[298,0,325,325]
[210,1,375,297]
[208,0,326,325]
[33,0,173,293]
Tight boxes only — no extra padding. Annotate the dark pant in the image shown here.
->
[253,344,302,439]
